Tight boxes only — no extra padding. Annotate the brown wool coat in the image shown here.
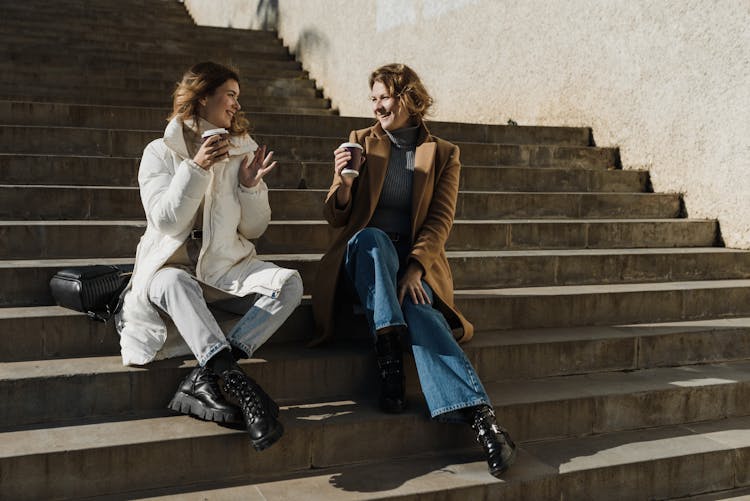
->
[310,121,474,346]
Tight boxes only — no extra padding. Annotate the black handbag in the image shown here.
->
[49,265,134,322]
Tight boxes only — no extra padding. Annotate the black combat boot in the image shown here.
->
[375,330,407,413]
[221,366,283,451]
[470,405,516,477]
[168,365,242,425]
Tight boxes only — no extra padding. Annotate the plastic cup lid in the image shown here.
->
[339,142,363,150]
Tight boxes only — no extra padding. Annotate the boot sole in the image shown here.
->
[251,419,284,451]
[489,446,517,478]
[168,391,243,425]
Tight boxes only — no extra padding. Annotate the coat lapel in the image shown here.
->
[411,126,436,236]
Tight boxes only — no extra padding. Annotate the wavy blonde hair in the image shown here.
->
[168,61,250,135]
[369,63,434,121]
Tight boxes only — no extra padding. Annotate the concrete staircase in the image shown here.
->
[2,1,750,499]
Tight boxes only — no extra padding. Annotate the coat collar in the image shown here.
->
[362,120,438,232]
[162,116,257,160]
[370,120,433,146]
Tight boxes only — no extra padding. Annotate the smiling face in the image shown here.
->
[370,80,411,131]
[198,78,241,129]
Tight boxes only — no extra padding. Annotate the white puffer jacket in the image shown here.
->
[116,117,299,366]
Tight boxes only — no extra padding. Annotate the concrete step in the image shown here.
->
[260,219,718,254]
[0,87,328,108]
[5,247,750,308]
[1,373,749,499]
[271,161,646,192]
[682,487,750,501]
[0,126,617,167]
[0,219,718,258]
[0,76,319,100]
[0,34,287,64]
[0,155,647,191]
[2,279,750,354]
[457,164,649,193]
[2,11,192,30]
[0,102,592,146]
[0,15,281,44]
[1,3,260,27]
[6,259,750,365]
[249,135,619,168]
[0,78,318,106]
[0,30,288,56]
[0,186,681,220]
[4,328,750,430]
[0,54,303,75]
[0,52,302,75]
[113,416,750,500]
[0,37,291,60]
[457,280,750,331]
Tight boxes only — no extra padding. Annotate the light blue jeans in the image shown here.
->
[343,227,491,422]
[148,267,303,366]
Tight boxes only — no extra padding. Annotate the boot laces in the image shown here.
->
[472,407,504,445]
[198,366,223,394]
[224,371,265,420]
[377,357,402,379]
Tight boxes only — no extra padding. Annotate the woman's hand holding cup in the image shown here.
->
[194,128,229,170]
[334,142,365,188]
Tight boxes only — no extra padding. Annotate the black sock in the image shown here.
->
[231,345,248,360]
[206,348,236,374]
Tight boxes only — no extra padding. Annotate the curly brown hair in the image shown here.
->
[168,61,250,135]
[369,63,434,121]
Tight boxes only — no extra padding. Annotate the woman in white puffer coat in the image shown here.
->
[116,61,302,451]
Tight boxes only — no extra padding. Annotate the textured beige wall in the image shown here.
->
[185,0,750,248]
[182,0,276,29]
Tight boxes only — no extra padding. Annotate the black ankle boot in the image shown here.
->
[220,366,283,451]
[375,330,407,413]
[168,365,242,425]
[470,405,516,477]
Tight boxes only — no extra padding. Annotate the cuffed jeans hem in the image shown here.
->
[431,397,491,424]
[373,321,408,333]
[197,340,231,367]
[228,338,254,359]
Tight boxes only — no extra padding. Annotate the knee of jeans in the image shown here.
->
[148,267,201,302]
[402,298,435,319]
[349,227,391,251]
[281,273,304,306]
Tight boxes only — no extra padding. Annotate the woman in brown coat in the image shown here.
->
[311,64,516,477]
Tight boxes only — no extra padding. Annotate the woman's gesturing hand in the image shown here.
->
[398,261,430,306]
[193,134,230,170]
[240,145,278,188]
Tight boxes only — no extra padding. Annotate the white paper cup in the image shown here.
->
[339,142,363,178]
[201,128,229,141]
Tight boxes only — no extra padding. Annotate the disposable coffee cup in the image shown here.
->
[339,142,363,178]
[201,128,229,142]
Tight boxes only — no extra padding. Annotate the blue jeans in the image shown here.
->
[343,227,491,422]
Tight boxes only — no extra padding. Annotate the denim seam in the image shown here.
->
[430,397,489,419]
[462,358,483,393]
[229,338,253,359]
[198,340,231,367]
[374,321,408,331]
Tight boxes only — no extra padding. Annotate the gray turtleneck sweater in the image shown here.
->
[368,124,420,238]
